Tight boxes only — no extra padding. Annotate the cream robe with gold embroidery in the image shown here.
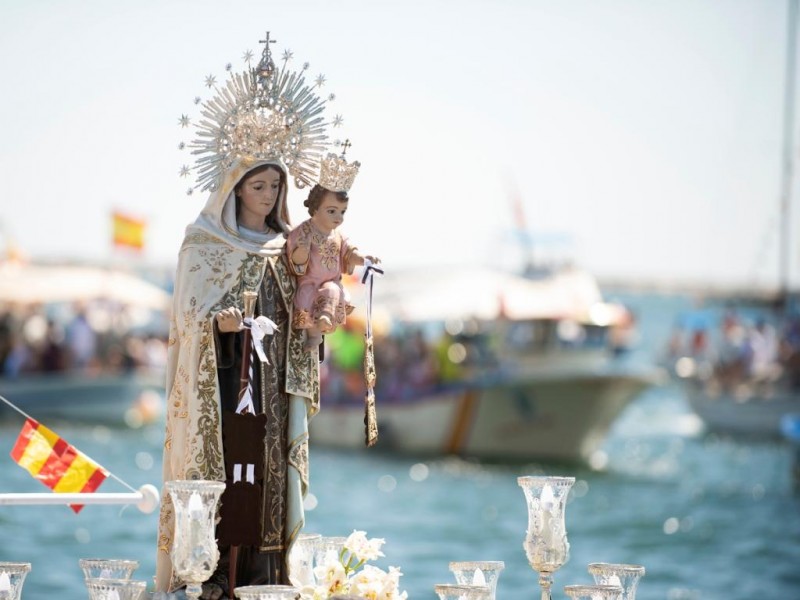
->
[155,158,319,592]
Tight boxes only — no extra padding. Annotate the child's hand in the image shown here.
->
[292,246,310,266]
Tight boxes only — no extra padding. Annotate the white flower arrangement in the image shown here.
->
[300,530,408,600]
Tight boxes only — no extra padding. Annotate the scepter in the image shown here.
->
[229,289,258,591]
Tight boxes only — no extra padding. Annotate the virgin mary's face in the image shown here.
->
[237,168,282,228]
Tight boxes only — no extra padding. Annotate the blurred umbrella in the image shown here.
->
[0,263,170,310]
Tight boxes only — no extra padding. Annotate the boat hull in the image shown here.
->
[310,369,655,463]
[0,371,164,426]
[684,384,800,439]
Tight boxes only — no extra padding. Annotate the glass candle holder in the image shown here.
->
[233,585,299,599]
[449,561,505,600]
[564,584,624,599]
[85,578,147,600]
[79,559,139,580]
[588,563,645,600]
[313,536,348,571]
[0,562,31,600]
[166,479,226,600]
[518,476,575,600]
[434,583,492,599]
[288,533,321,588]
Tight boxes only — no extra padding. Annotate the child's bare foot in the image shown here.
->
[303,331,323,352]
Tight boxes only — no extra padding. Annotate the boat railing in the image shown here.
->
[0,485,160,513]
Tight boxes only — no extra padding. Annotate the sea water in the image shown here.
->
[0,293,798,599]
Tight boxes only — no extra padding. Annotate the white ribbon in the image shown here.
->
[235,316,279,414]
[361,259,384,340]
[242,316,279,364]
[236,391,255,415]
[232,463,255,484]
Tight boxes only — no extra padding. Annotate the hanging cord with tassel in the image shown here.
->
[361,260,384,447]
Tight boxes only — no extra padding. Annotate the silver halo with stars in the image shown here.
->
[180,31,344,193]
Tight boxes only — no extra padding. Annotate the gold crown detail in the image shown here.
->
[318,143,361,193]
[178,31,344,194]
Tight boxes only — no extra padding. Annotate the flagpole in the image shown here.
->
[0,485,160,513]
[1,394,140,493]
[0,392,37,422]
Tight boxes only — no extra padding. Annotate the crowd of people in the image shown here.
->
[321,315,629,404]
[0,302,168,378]
[667,307,800,392]
[323,324,463,404]
[0,296,633,402]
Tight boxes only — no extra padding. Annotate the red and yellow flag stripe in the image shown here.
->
[112,211,146,250]
[10,418,108,513]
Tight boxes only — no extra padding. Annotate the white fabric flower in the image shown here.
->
[298,530,403,599]
[351,564,388,599]
[313,558,348,595]
[348,564,407,600]
[378,566,408,600]
[299,584,330,600]
[345,530,385,562]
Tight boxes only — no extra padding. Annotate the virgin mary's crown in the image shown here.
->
[178,31,345,194]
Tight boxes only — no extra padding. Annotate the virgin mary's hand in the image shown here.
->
[215,307,244,333]
[200,581,224,600]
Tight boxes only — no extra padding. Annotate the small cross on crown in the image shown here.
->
[319,140,360,193]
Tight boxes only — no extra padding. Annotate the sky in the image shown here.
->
[0,0,798,291]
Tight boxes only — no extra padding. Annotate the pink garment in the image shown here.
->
[287,220,355,330]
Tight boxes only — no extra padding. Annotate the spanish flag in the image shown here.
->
[10,419,109,513]
[112,211,146,250]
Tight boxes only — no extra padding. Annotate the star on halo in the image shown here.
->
[204,74,217,88]
[179,165,190,177]
[314,74,326,87]
[282,49,293,62]
[332,114,343,127]
[243,49,254,63]
[178,114,190,127]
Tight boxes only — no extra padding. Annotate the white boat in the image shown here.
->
[312,365,656,463]
[0,260,170,427]
[665,310,800,438]
[310,266,660,463]
[683,386,800,439]
[0,370,165,426]
[671,2,800,439]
